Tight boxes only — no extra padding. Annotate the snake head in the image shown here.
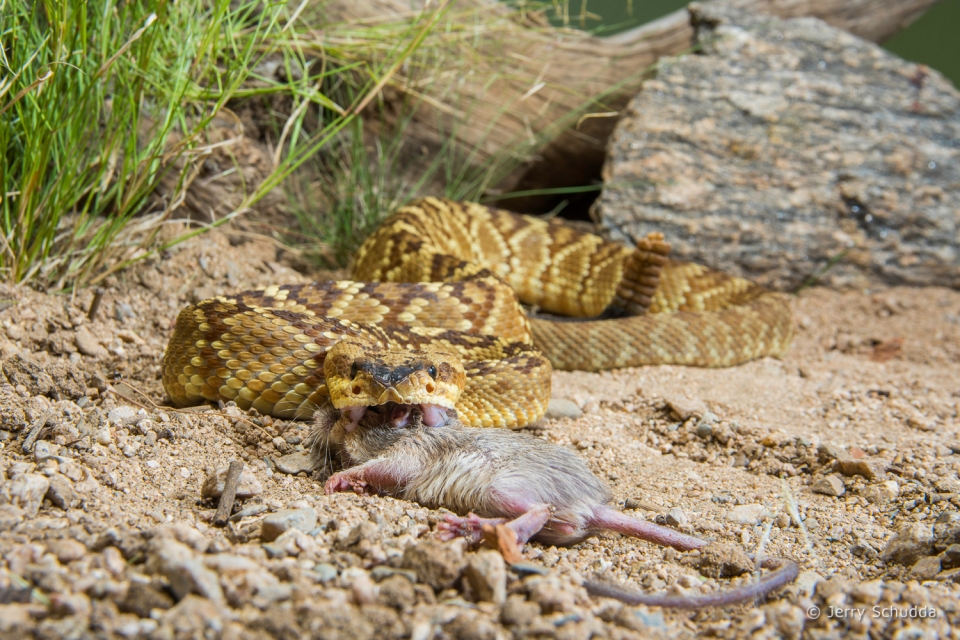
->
[324,339,465,430]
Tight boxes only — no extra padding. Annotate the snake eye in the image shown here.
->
[350,362,359,379]
[427,365,437,379]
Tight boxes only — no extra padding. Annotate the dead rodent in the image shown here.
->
[310,404,798,609]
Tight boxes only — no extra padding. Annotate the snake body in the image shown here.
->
[162,198,793,427]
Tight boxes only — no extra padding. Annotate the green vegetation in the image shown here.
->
[2,0,616,284]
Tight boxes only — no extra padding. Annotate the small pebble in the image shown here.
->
[545,398,582,420]
[812,475,846,497]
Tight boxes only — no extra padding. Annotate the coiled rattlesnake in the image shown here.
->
[162,197,793,427]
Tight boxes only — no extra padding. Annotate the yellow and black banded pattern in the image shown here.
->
[163,197,793,427]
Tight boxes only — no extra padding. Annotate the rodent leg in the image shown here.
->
[324,458,415,496]
[436,513,507,543]
[504,504,553,545]
[588,505,706,551]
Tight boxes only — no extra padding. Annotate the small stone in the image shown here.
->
[464,549,507,604]
[501,595,540,626]
[835,458,886,481]
[378,574,416,610]
[260,508,318,542]
[157,595,224,637]
[103,546,126,576]
[695,422,713,439]
[941,544,960,570]
[45,473,79,510]
[860,480,900,505]
[725,504,768,525]
[74,327,108,358]
[200,465,263,500]
[0,505,24,529]
[1,355,55,398]
[119,581,175,617]
[371,566,417,583]
[312,563,339,583]
[33,441,60,462]
[274,451,314,475]
[937,568,960,583]
[881,523,934,566]
[907,556,942,581]
[400,540,466,591]
[47,538,86,564]
[146,537,225,604]
[849,579,884,604]
[527,576,576,614]
[812,475,846,497]
[6,472,50,516]
[665,507,688,527]
[342,567,377,605]
[107,406,137,424]
[544,398,582,420]
[697,543,752,579]
[665,397,707,421]
[94,428,112,446]
[933,512,960,552]
[817,443,846,463]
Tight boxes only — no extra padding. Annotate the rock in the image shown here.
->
[933,511,960,552]
[697,542,752,579]
[46,473,79,510]
[146,537,225,604]
[665,397,707,421]
[849,579,884,604]
[4,472,50,516]
[665,507,689,527]
[1,355,55,398]
[835,458,886,481]
[881,523,934,566]
[400,540,466,591]
[941,544,960,570]
[44,362,86,400]
[47,538,86,564]
[74,327,108,359]
[594,3,960,291]
[119,581,175,617]
[106,406,137,424]
[812,475,846,497]
[33,440,60,462]
[725,504,768,525]
[501,595,540,627]
[527,576,576,614]
[200,465,263,500]
[859,480,900,505]
[274,452,315,475]
[0,604,35,633]
[817,443,847,463]
[260,508,318,542]
[544,398,582,420]
[312,563,339,583]
[378,574,416,610]
[156,595,225,637]
[908,556,943,581]
[0,505,24,529]
[464,549,507,604]
[937,568,960,583]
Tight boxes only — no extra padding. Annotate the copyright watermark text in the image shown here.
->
[806,605,938,621]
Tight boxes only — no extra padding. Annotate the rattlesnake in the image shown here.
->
[162,197,793,427]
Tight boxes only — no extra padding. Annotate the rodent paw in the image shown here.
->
[324,472,354,494]
[437,513,497,544]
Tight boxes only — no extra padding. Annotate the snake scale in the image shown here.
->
[162,197,793,428]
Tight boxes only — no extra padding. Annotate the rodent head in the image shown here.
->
[324,339,465,430]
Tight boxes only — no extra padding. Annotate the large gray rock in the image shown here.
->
[594,3,960,291]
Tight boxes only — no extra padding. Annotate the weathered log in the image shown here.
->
[318,0,941,210]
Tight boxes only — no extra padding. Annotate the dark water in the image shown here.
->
[544,0,959,88]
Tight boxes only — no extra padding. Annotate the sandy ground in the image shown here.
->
[0,226,958,639]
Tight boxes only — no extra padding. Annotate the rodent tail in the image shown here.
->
[583,556,799,609]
